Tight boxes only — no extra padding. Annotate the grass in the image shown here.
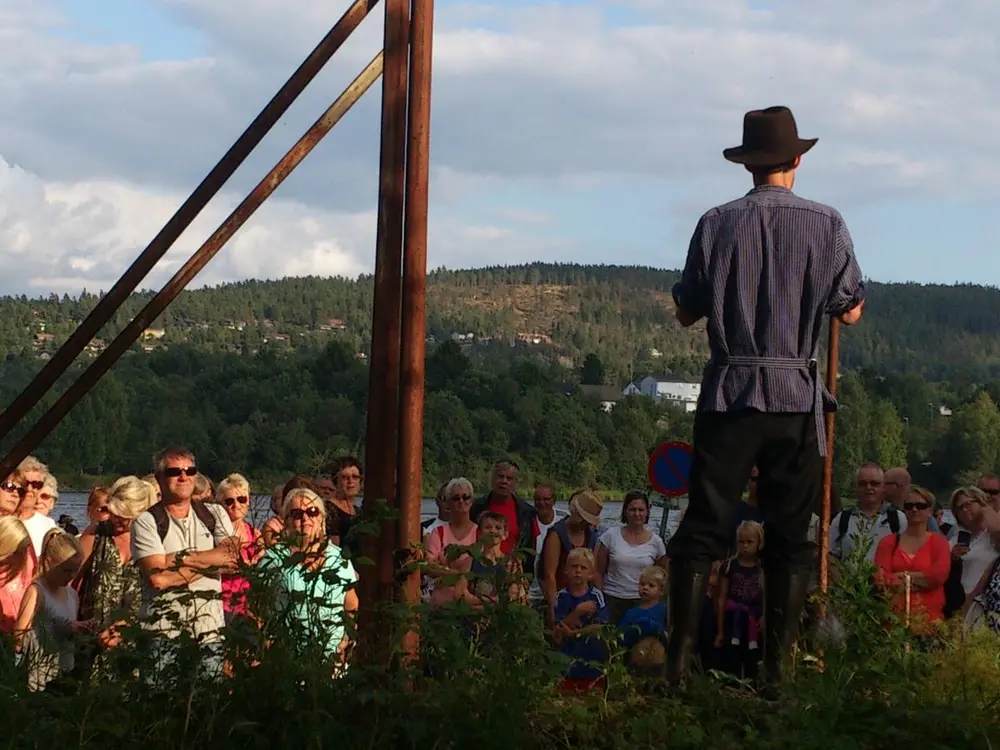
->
[2,544,998,749]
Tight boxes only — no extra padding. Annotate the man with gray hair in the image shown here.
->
[470,459,539,568]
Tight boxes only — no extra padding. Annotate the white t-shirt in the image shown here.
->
[22,513,57,558]
[598,526,667,599]
[529,517,558,603]
[951,529,1000,594]
[131,503,234,641]
[829,509,907,564]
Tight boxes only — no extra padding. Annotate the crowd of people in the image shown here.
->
[0,448,997,693]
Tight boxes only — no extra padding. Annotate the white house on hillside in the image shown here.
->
[627,374,701,412]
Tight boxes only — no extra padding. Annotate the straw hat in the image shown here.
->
[570,490,603,527]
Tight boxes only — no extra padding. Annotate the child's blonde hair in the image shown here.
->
[735,520,764,552]
[565,547,596,569]
[639,565,667,590]
[37,528,83,577]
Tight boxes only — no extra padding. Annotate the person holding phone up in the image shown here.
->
[949,486,1000,597]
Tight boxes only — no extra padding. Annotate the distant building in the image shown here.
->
[142,328,166,340]
[576,384,624,413]
[516,332,552,345]
[635,374,701,412]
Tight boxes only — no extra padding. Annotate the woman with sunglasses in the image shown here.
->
[423,478,479,607]
[217,474,262,623]
[259,488,358,670]
[0,470,28,518]
[873,485,951,634]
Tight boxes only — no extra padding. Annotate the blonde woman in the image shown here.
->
[217,473,262,622]
[15,529,88,691]
[0,469,27,517]
[0,517,34,634]
[76,477,150,662]
[950,486,1000,595]
[259,488,358,666]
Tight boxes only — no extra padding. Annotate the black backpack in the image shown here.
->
[148,501,218,541]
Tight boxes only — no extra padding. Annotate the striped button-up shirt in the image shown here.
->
[673,185,865,433]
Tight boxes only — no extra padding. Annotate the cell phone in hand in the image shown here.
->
[957,530,972,546]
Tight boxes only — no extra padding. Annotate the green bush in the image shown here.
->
[3,545,998,750]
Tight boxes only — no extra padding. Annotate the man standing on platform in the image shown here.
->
[665,106,866,688]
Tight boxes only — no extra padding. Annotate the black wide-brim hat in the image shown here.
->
[723,105,817,166]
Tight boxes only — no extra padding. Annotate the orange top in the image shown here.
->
[874,532,950,632]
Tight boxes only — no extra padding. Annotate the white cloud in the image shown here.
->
[1,0,999,291]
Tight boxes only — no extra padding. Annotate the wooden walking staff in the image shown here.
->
[817,317,841,619]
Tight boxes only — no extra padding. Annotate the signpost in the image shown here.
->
[647,441,694,497]
[648,441,693,542]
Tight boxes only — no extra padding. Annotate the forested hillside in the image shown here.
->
[7,264,1000,383]
[3,263,1000,496]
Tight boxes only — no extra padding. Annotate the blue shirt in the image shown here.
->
[617,602,667,649]
[555,585,609,679]
[673,185,865,417]
[260,542,357,658]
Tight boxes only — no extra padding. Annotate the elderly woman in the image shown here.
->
[874,486,951,633]
[596,490,668,625]
[950,486,1000,596]
[217,473,262,622]
[76,476,151,665]
[0,517,34,634]
[259,488,358,666]
[35,475,58,518]
[423,478,479,607]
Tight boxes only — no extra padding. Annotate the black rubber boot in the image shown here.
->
[760,566,811,695]
[664,559,712,686]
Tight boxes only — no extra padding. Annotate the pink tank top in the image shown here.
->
[222,521,259,616]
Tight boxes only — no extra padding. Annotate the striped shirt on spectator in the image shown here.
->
[672,185,865,450]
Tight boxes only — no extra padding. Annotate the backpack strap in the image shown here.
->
[148,502,170,542]
[886,509,900,534]
[192,502,218,538]
[837,509,853,542]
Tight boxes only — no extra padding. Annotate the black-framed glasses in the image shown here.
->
[288,507,322,521]
[903,502,932,512]
[0,482,25,496]
[224,496,249,506]
[162,466,198,478]
[25,480,44,491]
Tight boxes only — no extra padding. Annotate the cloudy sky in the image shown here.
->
[2,0,998,296]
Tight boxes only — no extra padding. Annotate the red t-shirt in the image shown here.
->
[489,497,520,555]
[874,532,951,630]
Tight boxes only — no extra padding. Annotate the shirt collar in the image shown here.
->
[747,185,793,196]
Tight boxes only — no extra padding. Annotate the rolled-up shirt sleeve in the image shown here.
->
[825,213,866,315]
[671,217,711,319]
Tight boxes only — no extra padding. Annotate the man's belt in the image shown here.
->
[712,355,833,457]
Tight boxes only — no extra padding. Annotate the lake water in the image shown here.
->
[53,493,683,540]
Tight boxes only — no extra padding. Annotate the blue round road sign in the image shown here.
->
[647,441,694,497]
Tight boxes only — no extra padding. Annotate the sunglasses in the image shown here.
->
[224,496,249,507]
[162,467,198,478]
[288,507,322,521]
[0,482,26,496]
[903,502,932,512]
[96,505,110,514]
[452,494,472,502]
[857,480,882,488]
[25,480,44,491]
[983,489,1000,496]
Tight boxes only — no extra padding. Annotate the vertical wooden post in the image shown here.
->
[358,0,410,650]
[818,317,841,617]
[396,0,435,661]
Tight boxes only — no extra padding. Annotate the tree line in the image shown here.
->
[1,336,999,500]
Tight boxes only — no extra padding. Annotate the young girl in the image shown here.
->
[617,565,668,675]
[714,521,764,680]
[15,528,89,691]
